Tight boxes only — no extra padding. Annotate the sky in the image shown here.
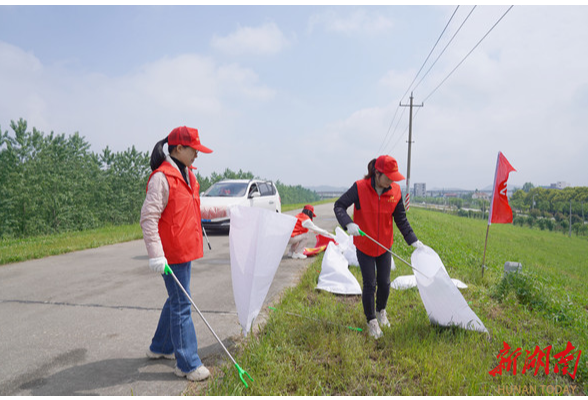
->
[1,5,588,191]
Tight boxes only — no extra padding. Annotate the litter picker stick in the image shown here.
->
[481,224,490,278]
[202,226,212,250]
[357,229,423,274]
[164,264,252,388]
[268,306,363,332]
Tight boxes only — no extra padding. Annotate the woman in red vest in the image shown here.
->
[140,126,212,381]
[288,204,335,259]
[334,155,423,339]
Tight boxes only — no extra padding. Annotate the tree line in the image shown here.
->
[0,119,318,239]
[414,184,588,236]
[509,184,588,235]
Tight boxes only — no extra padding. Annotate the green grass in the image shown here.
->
[0,224,143,265]
[192,207,588,396]
[3,204,586,394]
[0,200,333,266]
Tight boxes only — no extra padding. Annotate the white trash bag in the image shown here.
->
[411,245,487,333]
[334,226,359,267]
[391,275,417,290]
[391,275,468,290]
[316,242,362,295]
[229,205,297,336]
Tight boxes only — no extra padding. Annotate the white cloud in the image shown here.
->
[3,6,588,189]
[217,63,275,101]
[308,8,393,35]
[211,22,291,56]
[0,41,42,74]
[0,41,275,156]
[0,42,50,129]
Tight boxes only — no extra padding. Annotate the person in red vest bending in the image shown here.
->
[140,126,212,382]
[287,204,335,259]
[334,155,424,339]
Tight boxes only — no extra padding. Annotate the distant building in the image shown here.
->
[472,191,490,200]
[550,181,570,189]
[414,183,426,197]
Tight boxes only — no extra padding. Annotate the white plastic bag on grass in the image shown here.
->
[316,242,362,295]
[411,245,487,333]
[391,275,468,290]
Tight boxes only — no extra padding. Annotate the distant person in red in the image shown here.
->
[334,155,424,339]
[287,205,335,259]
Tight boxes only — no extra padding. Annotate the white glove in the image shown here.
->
[149,257,167,274]
[411,240,424,249]
[346,223,361,236]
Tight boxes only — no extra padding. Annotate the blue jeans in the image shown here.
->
[149,261,203,373]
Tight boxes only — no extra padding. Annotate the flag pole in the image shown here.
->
[482,152,500,278]
[481,223,490,278]
[481,151,516,278]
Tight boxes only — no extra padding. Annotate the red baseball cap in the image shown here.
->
[303,204,316,217]
[375,155,405,181]
[167,126,212,153]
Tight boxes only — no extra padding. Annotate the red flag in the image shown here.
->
[488,152,516,224]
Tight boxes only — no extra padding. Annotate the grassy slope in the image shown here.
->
[0,224,143,265]
[197,207,587,396]
[0,200,334,266]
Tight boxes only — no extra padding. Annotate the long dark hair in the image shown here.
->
[150,137,177,171]
[364,158,377,180]
[302,208,314,220]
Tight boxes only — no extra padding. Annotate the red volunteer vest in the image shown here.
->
[353,178,401,257]
[291,212,310,237]
[147,161,203,264]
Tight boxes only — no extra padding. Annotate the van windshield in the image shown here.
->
[202,182,248,197]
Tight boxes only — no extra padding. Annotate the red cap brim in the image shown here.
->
[384,171,405,181]
[195,144,213,153]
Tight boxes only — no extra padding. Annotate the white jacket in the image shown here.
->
[140,155,194,259]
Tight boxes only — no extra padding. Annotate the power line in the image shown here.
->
[400,5,461,104]
[390,5,514,155]
[377,6,459,155]
[412,5,477,93]
[379,106,407,154]
[422,5,514,104]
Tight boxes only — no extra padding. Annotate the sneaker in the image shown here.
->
[376,309,390,327]
[367,319,383,339]
[292,253,307,259]
[146,349,175,360]
[175,365,210,382]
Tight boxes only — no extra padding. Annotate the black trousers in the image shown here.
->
[357,248,392,322]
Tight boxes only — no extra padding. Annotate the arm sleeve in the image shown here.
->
[333,183,359,230]
[301,219,330,236]
[393,197,418,245]
[140,172,169,259]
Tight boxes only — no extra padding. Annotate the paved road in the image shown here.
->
[0,202,342,396]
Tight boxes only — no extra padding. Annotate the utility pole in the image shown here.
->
[399,92,423,210]
[569,200,572,238]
